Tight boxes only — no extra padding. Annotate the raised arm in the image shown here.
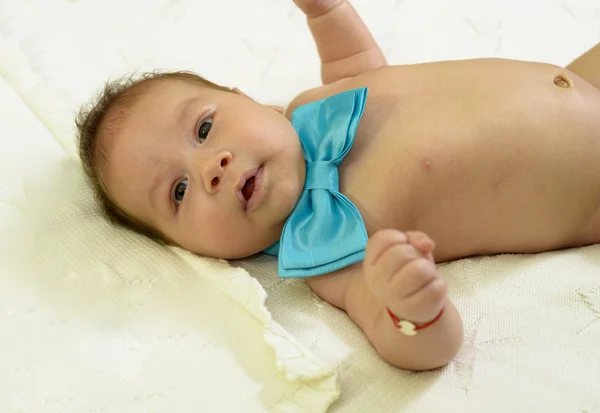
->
[294,0,387,84]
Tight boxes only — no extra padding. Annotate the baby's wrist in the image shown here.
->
[386,307,445,336]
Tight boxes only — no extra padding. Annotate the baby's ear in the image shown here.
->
[232,87,284,114]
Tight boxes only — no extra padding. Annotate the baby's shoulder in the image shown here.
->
[284,77,359,119]
[284,68,391,119]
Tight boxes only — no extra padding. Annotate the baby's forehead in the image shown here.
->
[142,77,214,101]
[119,79,200,126]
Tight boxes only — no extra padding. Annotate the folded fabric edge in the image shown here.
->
[161,250,341,411]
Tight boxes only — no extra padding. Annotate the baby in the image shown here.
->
[77,0,600,371]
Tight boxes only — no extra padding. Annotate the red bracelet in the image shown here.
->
[386,307,445,336]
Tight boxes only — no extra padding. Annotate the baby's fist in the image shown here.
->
[364,229,447,324]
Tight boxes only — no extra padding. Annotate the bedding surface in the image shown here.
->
[1,0,600,412]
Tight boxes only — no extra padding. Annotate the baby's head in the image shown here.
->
[77,71,305,259]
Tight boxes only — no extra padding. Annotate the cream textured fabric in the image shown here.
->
[1,0,600,412]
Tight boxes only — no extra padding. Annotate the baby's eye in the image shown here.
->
[173,178,188,206]
[197,119,213,143]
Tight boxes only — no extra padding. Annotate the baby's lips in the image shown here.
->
[235,166,260,209]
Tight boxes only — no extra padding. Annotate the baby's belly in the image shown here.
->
[341,59,600,261]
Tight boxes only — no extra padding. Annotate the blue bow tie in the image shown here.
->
[263,87,369,278]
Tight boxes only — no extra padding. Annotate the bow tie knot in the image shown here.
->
[306,161,339,191]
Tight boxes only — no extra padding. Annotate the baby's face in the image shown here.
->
[102,79,305,258]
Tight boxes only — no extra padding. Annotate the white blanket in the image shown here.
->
[1,0,599,412]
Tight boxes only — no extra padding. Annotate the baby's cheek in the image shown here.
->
[190,207,251,258]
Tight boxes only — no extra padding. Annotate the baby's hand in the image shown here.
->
[364,230,447,324]
[293,0,344,17]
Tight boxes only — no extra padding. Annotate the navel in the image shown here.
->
[553,74,572,88]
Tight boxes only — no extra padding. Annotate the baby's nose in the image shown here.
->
[203,151,232,193]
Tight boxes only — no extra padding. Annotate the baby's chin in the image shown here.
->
[179,203,293,260]
[212,239,277,260]
[196,223,283,260]
[272,174,304,216]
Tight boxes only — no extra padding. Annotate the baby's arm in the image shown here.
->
[307,230,464,371]
[294,0,387,84]
[567,42,600,90]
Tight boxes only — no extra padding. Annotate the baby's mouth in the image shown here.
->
[236,165,265,211]
[241,176,256,201]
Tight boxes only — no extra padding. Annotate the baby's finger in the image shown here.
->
[397,276,447,323]
[365,242,419,295]
[365,229,408,267]
[406,231,435,257]
[390,258,438,301]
